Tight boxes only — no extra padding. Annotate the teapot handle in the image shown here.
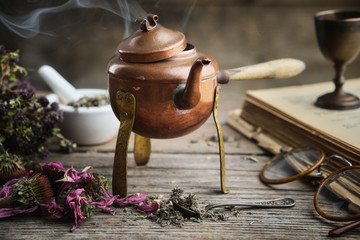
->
[217,58,305,84]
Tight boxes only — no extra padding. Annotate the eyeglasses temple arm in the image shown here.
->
[328,220,360,237]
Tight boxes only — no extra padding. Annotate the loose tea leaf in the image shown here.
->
[146,187,227,227]
[68,95,109,108]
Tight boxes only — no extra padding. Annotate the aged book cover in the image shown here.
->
[228,78,360,165]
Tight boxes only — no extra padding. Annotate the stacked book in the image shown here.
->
[228,78,360,165]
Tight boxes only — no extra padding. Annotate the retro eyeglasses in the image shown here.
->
[260,147,360,237]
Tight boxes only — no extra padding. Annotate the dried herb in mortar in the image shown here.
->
[68,95,109,108]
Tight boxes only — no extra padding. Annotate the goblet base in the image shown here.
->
[315,91,360,110]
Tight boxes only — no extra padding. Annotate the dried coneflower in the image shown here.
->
[30,161,66,196]
[0,161,158,232]
[77,172,110,200]
[0,174,53,216]
[0,144,27,183]
[14,174,54,207]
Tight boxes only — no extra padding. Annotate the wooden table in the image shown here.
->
[1,83,358,239]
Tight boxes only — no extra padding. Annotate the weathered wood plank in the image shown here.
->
[2,82,358,239]
[59,121,265,155]
[1,148,358,239]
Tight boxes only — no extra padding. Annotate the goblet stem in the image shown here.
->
[333,63,346,95]
[315,62,360,110]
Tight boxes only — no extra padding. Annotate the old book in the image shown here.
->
[227,78,360,165]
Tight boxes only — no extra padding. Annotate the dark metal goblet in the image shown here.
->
[314,10,360,110]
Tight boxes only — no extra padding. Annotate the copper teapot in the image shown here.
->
[107,14,305,196]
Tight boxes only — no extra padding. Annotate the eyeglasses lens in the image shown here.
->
[316,168,360,219]
[263,147,323,181]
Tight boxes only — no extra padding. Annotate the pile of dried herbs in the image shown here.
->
[68,95,109,108]
[146,187,228,227]
[0,45,75,168]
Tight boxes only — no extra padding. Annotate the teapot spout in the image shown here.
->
[174,57,211,110]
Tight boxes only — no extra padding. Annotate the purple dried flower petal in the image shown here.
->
[114,193,148,207]
[99,185,113,199]
[90,192,117,215]
[137,200,161,212]
[57,166,95,197]
[40,161,65,171]
[65,166,87,183]
[0,206,38,218]
[84,185,118,215]
[57,167,79,195]
[0,178,19,201]
[64,167,76,177]
[98,205,115,215]
[38,200,65,219]
[66,188,89,232]
[78,168,94,180]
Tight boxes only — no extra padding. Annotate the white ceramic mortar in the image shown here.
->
[39,65,119,145]
[46,89,119,145]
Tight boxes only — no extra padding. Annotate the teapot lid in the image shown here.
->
[117,14,186,63]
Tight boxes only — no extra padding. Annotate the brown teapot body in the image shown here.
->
[107,44,219,139]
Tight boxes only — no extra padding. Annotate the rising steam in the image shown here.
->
[0,0,148,38]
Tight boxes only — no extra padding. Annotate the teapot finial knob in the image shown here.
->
[136,13,159,32]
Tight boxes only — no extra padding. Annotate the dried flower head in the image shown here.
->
[0,173,53,220]
[66,188,94,232]
[30,162,66,195]
[0,161,154,232]
[0,145,27,183]
[12,174,54,208]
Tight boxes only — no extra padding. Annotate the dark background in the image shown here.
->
[1,0,360,97]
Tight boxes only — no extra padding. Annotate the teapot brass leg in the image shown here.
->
[134,134,151,166]
[213,84,230,194]
[112,90,136,197]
